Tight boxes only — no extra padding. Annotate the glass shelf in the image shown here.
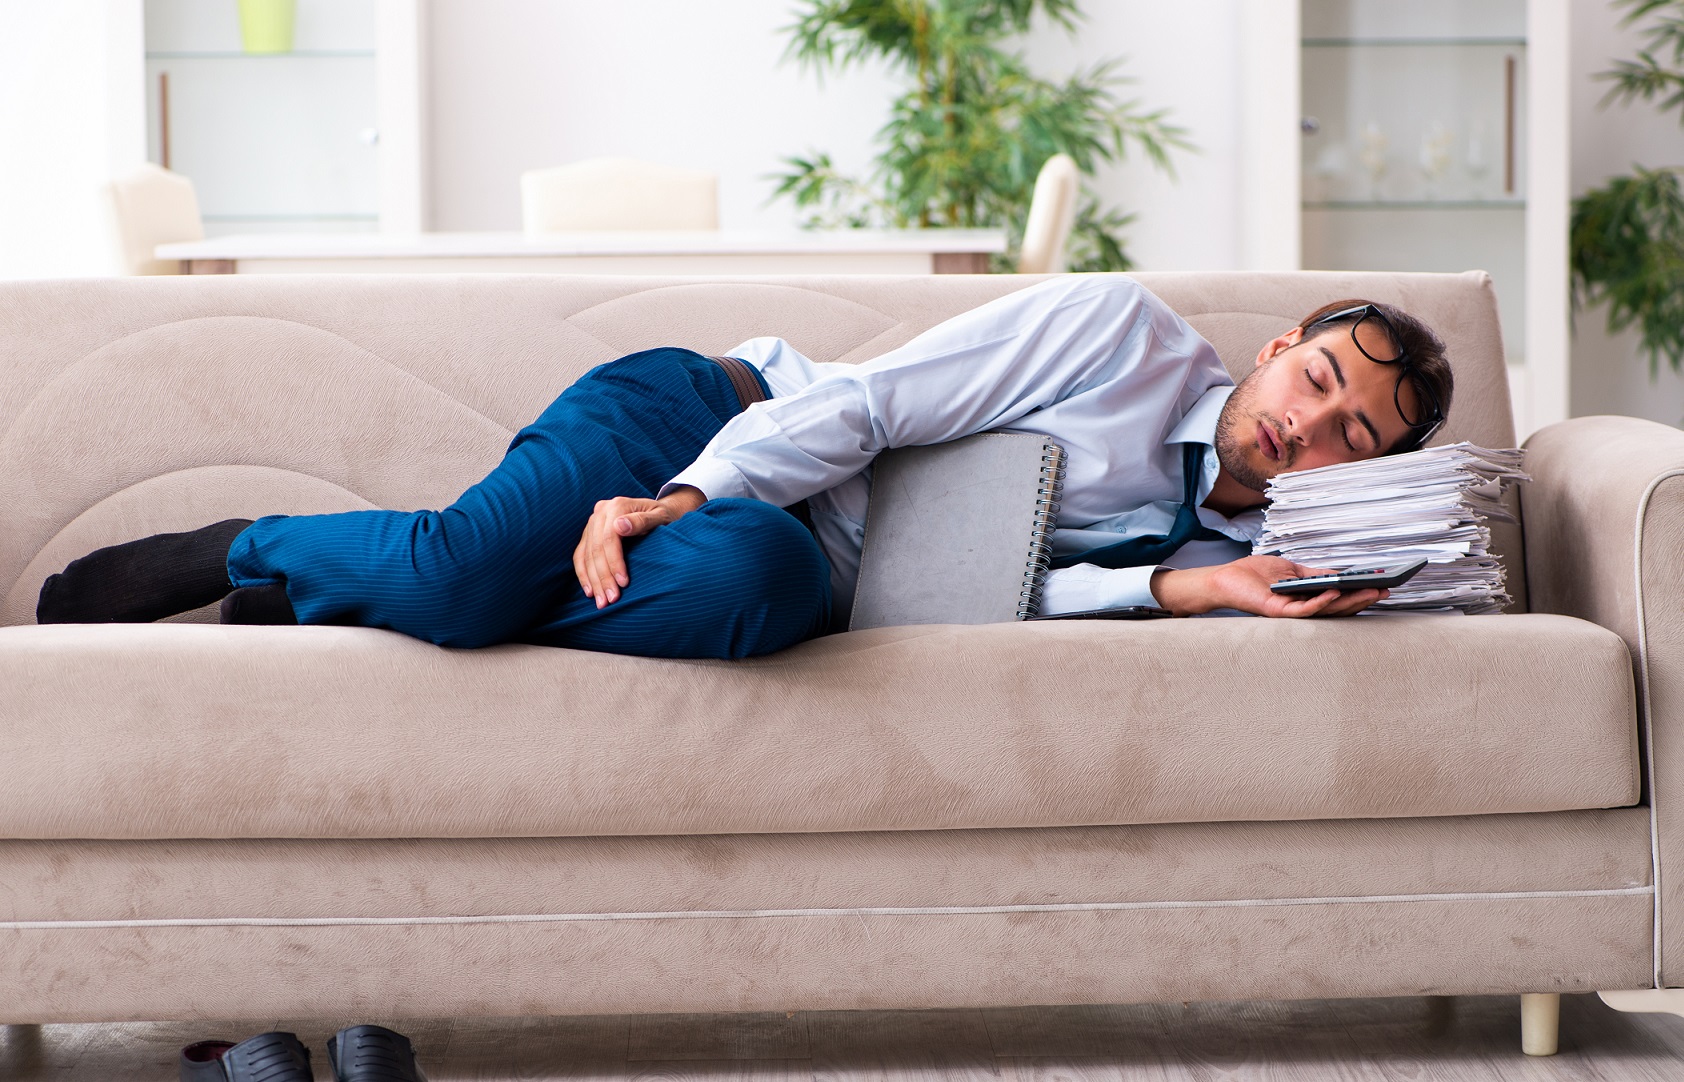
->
[1299,0,1530,370]
[202,213,379,222]
[146,49,376,59]
[1304,200,1526,210]
[1303,37,1526,48]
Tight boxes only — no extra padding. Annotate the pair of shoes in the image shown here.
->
[180,1025,425,1082]
[179,1032,311,1082]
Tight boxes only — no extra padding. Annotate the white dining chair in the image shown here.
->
[1017,153,1080,274]
[105,163,205,275]
[520,157,720,234]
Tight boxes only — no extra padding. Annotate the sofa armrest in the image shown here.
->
[1524,416,1684,632]
[1523,414,1684,985]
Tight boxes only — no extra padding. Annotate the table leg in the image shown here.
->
[932,252,991,274]
[181,259,237,274]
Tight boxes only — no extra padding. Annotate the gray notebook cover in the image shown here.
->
[849,432,1065,630]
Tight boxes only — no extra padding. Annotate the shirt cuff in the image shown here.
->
[1096,564,1167,610]
[661,457,751,502]
[1038,563,1167,615]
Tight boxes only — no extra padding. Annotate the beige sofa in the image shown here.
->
[2,271,1682,1054]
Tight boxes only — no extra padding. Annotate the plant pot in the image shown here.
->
[238,0,296,55]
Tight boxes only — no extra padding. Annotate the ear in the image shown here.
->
[1254,326,1304,371]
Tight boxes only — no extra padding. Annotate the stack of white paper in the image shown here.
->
[1253,442,1529,615]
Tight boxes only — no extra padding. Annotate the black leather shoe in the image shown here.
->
[326,1025,426,1082]
[180,1032,314,1082]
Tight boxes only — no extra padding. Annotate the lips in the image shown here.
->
[1258,421,1282,462]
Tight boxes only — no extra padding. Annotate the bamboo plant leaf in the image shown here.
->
[1574,0,1684,378]
[1571,166,1684,374]
[771,0,1185,270]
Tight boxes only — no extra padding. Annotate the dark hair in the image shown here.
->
[1296,299,1454,454]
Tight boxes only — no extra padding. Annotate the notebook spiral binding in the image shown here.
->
[1017,441,1067,619]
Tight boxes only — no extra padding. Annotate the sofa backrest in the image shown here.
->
[0,270,1522,626]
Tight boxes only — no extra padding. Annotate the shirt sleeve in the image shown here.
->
[1037,563,1165,615]
[663,276,1155,507]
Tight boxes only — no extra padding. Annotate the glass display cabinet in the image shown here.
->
[142,0,423,237]
[1239,0,1567,438]
[1296,0,1568,437]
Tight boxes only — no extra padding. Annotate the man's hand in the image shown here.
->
[573,486,707,608]
[1150,554,1388,618]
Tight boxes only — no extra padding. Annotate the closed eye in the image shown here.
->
[1306,368,1358,451]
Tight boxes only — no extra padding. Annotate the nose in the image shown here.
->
[1284,398,1336,446]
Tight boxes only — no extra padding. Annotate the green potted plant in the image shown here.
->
[1570,0,1684,376]
[771,0,1187,271]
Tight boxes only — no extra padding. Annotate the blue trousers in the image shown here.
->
[226,348,832,659]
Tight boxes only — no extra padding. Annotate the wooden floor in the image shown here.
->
[4,993,1682,1081]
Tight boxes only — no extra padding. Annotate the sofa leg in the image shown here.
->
[1598,988,1684,1017]
[1520,992,1560,1056]
[1,1023,44,1066]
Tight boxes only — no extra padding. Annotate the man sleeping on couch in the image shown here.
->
[36,276,1453,659]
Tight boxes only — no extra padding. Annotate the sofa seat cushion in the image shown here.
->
[0,614,1638,840]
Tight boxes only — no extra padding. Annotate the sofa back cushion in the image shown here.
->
[0,271,1522,626]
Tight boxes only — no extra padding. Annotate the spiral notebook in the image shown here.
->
[849,432,1066,630]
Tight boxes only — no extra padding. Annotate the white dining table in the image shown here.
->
[156,228,1008,276]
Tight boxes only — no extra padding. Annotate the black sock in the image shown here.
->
[219,584,297,626]
[36,518,254,624]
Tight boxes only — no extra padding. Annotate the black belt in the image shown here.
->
[705,355,816,535]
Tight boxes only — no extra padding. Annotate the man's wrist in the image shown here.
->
[1150,566,1216,616]
[658,485,708,518]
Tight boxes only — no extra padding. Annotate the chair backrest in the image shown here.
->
[1017,154,1080,274]
[105,164,204,276]
[520,157,719,234]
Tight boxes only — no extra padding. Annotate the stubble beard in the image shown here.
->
[1214,371,1291,495]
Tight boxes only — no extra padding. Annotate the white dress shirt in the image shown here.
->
[663,276,1262,622]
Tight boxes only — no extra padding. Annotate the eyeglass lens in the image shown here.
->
[1352,309,1404,364]
[1351,309,1439,432]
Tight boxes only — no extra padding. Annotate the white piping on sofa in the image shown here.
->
[0,886,1655,930]
[1635,469,1684,989]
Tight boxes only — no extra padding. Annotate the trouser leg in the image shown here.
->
[226,348,750,649]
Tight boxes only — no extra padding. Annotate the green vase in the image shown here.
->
[238,0,296,54]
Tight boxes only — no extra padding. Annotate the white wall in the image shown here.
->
[0,0,146,279]
[425,0,1246,271]
[1569,1,1684,427]
[1019,1,1245,270]
[426,0,885,235]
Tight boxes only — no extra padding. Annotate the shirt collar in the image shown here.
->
[1167,385,1233,448]
[1165,385,1263,542]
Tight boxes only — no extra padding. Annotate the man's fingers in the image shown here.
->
[572,541,592,598]
[591,533,624,607]
[577,505,608,601]
[1281,589,1340,617]
[581,502,629,606]
[1316,588,1384,618]
[1336,587,1387,616]
[614,509,664,537]
[605,528,630,589]
[583,516,617,607]
[574,497,679,608]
